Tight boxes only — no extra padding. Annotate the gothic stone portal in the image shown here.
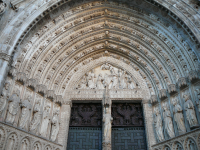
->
[67,103,147,150]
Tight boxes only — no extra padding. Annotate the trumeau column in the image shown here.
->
[57,100,72,150]
[0,53,11,94]
[102,85,113,150]
[142,99,156,150]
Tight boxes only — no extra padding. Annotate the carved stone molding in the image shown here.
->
[178,77,187,89]
[61,100,72,107]
[159,89,167,100]
[168,84,177,95]
[0,52,10,61]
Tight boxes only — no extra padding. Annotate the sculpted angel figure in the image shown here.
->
[87,69,96,89]
[96,73,104,89]
[154,107,164,142]
[19,96,32,130]
[172,98,186,134]
[6,90,21,124]
[50,110,60,141]
[0,82,10,116]
[110,67,118,89]
[40,104,51,137]
[162,103,175,138]
[118,70,127,89]
[127,75,135,89]
[183,94,198,128]
[29,100,42,134]
[103,107,113,142]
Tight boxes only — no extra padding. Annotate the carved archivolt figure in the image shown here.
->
[96,73,104,89]
[0,82,10,116]
[0,1,6,15]
[30,100,42,134]
[6,90,20,124]
[103,107,113,142]
[50,110,60,141]
[162,103,175,138]
[172,98,186,134]
[154,107,164,142]
[183,94,198,128]
[40,104,51,137]
[195,89,200,112]
[19,96,32,130]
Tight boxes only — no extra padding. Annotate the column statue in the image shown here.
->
[40,104,51,137]
[30,100,42,134]
[0,82,10,116]
[50,110,60,142]
[154,107,164,142]
[172,98,186,134]
[183,94,199,128]
[19,96,32,130]
[6,90,21,124]
[162,103,175,138]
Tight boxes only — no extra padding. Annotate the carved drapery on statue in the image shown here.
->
[183,94,199,128]
[76,63,138,90]
[50,110,60,142]
[154,107,164,142]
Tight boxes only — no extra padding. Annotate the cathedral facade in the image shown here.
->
[0,0,200,150]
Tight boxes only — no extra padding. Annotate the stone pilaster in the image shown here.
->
[57,100,72,150]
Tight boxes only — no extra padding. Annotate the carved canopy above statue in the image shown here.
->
[76,63,139,90]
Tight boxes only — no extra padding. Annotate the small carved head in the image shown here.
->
[183,94,190,101]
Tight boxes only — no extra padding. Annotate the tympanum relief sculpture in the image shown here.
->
[0,82,10,118]
[183,94,199,128]
[76,63,137,90]
[172,98,186,134]
[162,103,175,138]
[6,90,21,124]
[40,103,51,138]
[50,110,60,142]
[30,100,42,134]
[19,96,32,130]
[154,107,164,142]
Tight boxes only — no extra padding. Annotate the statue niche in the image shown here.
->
[76,63,137,90]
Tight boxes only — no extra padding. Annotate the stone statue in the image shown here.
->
[87,69,96,89]
[0,82,10,116]
[154,107,164,142]
[127,75,135,89]
[6,90,21,124]
[118,70,127,89]
[101,63,111,70]
[96,73,104,89]
[40,104,51,137]
[103,106,113,142]
[195,89,200,112]
[109,67,118,89]
[78,76,87,89]
[0,1,6,15]
[183,94,198,128]
[172,98,186,134]
[30,100,42,134]
[162,103,175,138]
[50,110,60,141]
[19,96,32,130]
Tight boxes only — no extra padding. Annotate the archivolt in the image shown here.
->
[10,1,200,96]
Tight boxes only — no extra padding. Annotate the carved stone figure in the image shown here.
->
[162,103,175,138]
[118,70,127,89]
[87,69,96,89]
[154,107,164,142]
[0,1,6,15]
[96,73,104,89]
[101,63,111,70]
[172,98,186,134]
[0,82,10,116]
[50,110,60,141]
[40,104,51,137]
[19,96,32,130]
[6,90,21,124]
[195,89,200,112]
[103,107,113,142]
[183,94,199,128]
[78,76,87,89]
[109,67,118,89]
[30,100,42,134]
[127,75,135,89]
[6,134,16,150]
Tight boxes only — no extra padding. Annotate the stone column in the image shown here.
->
[57,100,72,150]
[102,85,112,150]
[0,53,11,93]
